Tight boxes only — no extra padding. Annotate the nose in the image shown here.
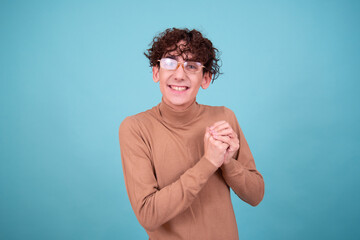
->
[173,62,186,80]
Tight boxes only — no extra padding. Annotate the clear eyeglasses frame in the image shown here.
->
[158,58,205,74]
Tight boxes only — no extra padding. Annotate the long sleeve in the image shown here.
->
[119,116,218,231]
[220,109,265,206]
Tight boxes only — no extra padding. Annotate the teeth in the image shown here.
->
[171,86,187,91]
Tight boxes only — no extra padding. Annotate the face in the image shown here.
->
[152,46,212,111]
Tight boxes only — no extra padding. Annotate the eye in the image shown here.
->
[185,62,199,71]
[164,58,177,67]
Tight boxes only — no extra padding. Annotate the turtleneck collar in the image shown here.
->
[158,98,200,126]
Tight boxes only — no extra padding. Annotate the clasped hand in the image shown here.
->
[203,121,240,168]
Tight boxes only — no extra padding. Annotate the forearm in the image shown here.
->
[221,158,264,206]
[125,156,217,231]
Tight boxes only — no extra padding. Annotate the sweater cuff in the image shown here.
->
[221,158,244,177]
[193,156,218,180]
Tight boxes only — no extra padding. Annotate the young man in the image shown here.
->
[119,28,264,240]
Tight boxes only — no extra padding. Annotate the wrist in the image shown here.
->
[223,158,231,165]
[204,154,222,168]
[195,156,219,177]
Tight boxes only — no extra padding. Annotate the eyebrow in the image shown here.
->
[163,54,197,62]
[164,54,177,60]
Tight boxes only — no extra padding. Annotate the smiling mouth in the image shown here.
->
[169,85,189,91]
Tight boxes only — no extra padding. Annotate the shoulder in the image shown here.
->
[119,115,138,134]
[119,105,158,136]
[199,104,240,131]
[200,104,237,120]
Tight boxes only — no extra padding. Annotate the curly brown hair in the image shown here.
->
[144,28,221,82]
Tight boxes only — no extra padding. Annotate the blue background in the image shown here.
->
[1,0,359,239]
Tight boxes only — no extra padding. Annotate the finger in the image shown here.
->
[211,122,231,133]
[221,142,230,150]
[210,125,230,138]
[208,135,217,144]
[212,128,234,137]
[212,135,232,145]
[210,136,229,149]
[213,134,238,151]
[227,138,239,152]
[210,121,228,130]
[228,140,239,152]
[204,127,211,141]
[209,121,226,130]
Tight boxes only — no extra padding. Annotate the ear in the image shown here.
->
[201,72,212,89]
[153,66,160,83]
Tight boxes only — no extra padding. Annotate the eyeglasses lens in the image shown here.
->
[160,58,202,73]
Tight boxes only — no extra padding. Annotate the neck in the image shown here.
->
[162,98,196,111]
[158,98,200,126]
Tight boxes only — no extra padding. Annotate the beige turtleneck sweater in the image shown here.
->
[119,100,264,240]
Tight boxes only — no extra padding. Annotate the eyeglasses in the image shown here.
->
[158,58,204,73]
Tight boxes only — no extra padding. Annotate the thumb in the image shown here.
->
[204,127,211,141]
